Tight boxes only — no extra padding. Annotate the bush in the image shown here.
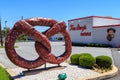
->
[72,42,87,46]
[79,53,96,68]
[79,53,92,57]
[70,54,81,65]
[96,55,112,68]
[87,43,95,47]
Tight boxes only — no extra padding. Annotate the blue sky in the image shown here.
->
[0,0,120,31]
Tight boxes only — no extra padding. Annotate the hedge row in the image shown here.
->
[70,53,112,69]
[72,42,112,47]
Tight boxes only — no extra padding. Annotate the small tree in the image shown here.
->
[2,27,10,38]
[18,34,28,41]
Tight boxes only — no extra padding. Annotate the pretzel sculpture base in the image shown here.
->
[5,17,72,69]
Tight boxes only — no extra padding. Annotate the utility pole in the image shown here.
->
[21,16,23,20]
[5,20,7,27]
[0,17,3,46]
[4,20,7,37]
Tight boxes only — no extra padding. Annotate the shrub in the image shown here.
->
[96,55,112,68]
[70,54,81,65]
[88,43,95,47]
[79,53,96,68]
[79,53,92,57]
[72,42,87,46]
[95,44,99,47]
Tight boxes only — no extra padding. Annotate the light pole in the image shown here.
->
[4,20,8,38]
[21,16,23,20]
[5,20,7,27]
[0,17,3,46]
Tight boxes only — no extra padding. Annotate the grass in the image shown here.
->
[0,46,18,48]
[0,46,5,48]
[0,66,12,80]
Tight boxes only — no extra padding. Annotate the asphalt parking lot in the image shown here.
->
[0,41,120,79]
[0,41,113,68]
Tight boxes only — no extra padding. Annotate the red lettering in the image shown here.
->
[70,25,74,31]
[80,32,91,36]
[70,24,91,37]
[70,24,86,31]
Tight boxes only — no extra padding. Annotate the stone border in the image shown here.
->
[0,63,118,80]
[0,63,6,68]
[79,65,118,80]
[0,63,20,80]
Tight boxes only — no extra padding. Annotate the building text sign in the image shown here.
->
[70,24,91,36]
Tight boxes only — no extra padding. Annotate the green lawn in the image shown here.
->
[0,66,12,80]
[0,46,5,48]
[0,46,18,48]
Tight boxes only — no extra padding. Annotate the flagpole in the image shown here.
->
[0,17,3,46]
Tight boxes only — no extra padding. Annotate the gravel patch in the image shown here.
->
[12,63,100,80]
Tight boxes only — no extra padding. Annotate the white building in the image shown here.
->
[50,33,64,41]
[68,16,120,47]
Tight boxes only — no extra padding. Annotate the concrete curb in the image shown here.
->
[7,68,20,80]
[0,63,118,80]
[0,63,6,68]
[0,63,20,80]
[79,65,118,80]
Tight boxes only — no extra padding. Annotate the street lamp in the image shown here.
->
[0,17,3,46]
[5,20,7,27]
[21,16,23,20]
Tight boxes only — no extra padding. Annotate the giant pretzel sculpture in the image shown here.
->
[5,18,72,69]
